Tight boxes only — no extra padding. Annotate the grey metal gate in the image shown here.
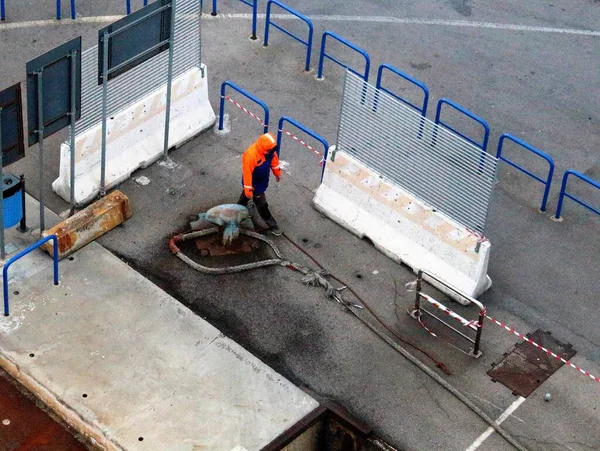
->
[336,71,497,234]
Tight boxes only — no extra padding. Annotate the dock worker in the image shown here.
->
[237,132,283,236]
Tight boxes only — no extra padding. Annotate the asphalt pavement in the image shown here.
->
[1,1,599,450]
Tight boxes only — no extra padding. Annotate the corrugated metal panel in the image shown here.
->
[75,0,200,135]
[336,71,497,234]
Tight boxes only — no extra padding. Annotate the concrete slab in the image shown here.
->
[0,195,319,451]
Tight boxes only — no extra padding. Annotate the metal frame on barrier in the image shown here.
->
[264,0,314,72]
[496,133,555,212]
[409,270,486,358]
[56,0,76,19]
[99,0,176,196]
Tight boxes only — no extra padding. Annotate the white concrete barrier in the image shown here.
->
[53,65,215,206]
[313,149,492,304]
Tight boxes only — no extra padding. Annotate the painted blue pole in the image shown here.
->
[70,0,76,19]
[3,235,59,316]
[56,0,61,19]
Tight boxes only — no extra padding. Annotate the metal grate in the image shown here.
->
[336,71,498,234]
[75,0,201,135]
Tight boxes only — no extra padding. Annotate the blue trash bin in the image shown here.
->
[3,173,24,229]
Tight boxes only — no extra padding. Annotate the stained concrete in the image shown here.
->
[0,196,318,450]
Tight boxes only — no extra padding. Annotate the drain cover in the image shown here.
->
[194,233,260,257]
[488,329,576,397]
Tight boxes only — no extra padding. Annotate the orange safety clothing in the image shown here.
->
[242,133,281,198]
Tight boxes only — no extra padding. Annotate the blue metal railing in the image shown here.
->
[56,0,76,20]
[3,235,59,317]
[1,0,75,20]
[264,0,314,72]
[375,64,430,116]
[212,0,258,39]
[555,170,600,220]
[435,98,490,152]
[126,0,149,14]
[317,31,370,81]
[496,134,555,212]
[276,116,330,181]
[219,80,270,133]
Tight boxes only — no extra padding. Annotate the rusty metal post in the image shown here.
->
[473,309,485,356]
[415,270,423,312]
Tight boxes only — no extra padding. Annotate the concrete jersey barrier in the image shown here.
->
[52,65,216,206]
[313,149,491,304]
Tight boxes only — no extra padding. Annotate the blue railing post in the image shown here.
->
[70,0,76,19]
[555,170,600,220]
[211,0,217,15]
[317,31,370,82]
[276,116,329,181]
[219,80,270,134]
[56,0,76,19]
[3,235,59,317]
[375,64,430,116]
[435,98,490,152]
[263,0,314,72]
[496,134,555,212]
[0,0,5,21]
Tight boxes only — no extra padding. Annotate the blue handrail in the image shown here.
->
[3,235,59,317]
[555,170,600,220]
[56,0,76,20]
[276,116,329,181]
[212,0,258,39]
[435,98,490,152]
[496,134,555,212]
[317,31,370,81]
[219,80,270,133]
[1,0,5,21]
[126,0,149,15]
[375,64,430,116]
[264,0,314,72]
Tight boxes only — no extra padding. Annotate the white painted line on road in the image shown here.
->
[204,13,600,37]
[2,13,598,37]
[0,16,123,30]
[465,396,526,451]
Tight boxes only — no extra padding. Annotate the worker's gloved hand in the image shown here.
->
[275,175,281,182]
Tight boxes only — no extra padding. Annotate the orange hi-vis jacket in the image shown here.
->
[242,133,281,198]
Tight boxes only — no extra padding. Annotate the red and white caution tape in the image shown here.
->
[421,294,481,331]
[280,128,324,162]
[486,315,600,383]
[223,97,324,164]
[224,95,265,125]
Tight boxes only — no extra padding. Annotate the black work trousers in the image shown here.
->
[237,191,278,228]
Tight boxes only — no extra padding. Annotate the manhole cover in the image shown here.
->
[488,329,576,397]
[194,233,260,257]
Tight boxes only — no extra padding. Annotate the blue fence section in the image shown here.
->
[435,98,490,152]
[375,64,430,116]
[496,134,555,212]
[3,235,59,316]
[126,0,148,15]
[56,0,76,20]
[212,0,258,39]
[1,0,5,21]
[276,116,329,181]
[317,31,370,81]
[555,170,600,220]
[219,80,270,133]
[264,0,313,72]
